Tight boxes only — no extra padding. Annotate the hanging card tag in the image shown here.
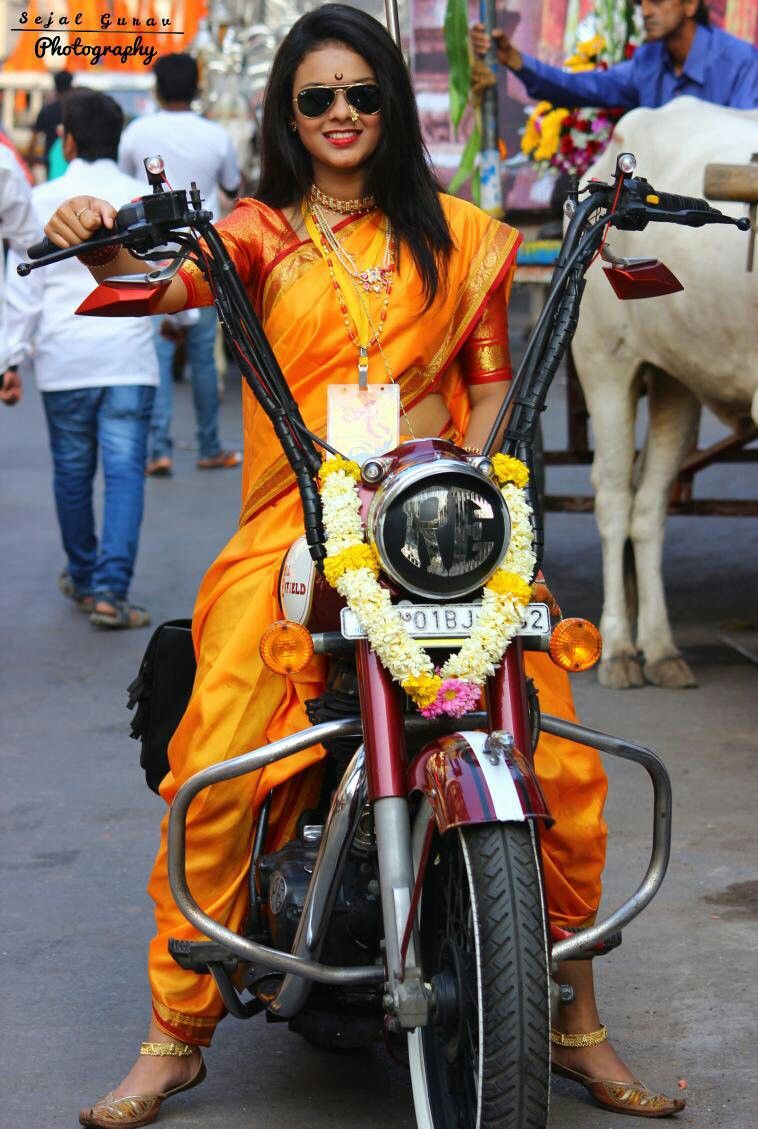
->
[327,384,400,464]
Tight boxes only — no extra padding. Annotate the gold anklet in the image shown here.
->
[550,1024,608,1048]
[139,1041,195,1056]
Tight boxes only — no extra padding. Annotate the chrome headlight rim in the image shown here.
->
[367,459,511,600]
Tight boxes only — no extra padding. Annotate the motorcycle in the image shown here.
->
[21,152,749,1128]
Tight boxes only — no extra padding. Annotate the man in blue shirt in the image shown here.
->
[471,0,757,110]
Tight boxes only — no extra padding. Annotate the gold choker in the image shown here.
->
[308,185,376,214]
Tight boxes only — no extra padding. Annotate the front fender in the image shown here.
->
[407,730,552,835]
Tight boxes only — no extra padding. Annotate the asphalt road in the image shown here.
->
[1,352,757,1129]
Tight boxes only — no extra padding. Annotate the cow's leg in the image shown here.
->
[630,367,700,688]
[586,369,644,689]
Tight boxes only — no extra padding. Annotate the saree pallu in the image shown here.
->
[148,196,607,1044]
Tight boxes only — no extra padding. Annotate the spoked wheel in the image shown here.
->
[409,804,550,1129]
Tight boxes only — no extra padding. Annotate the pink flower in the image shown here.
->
[591,117,608,133]
[420,678,481,719]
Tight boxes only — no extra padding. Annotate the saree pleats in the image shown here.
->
[149,196,608,1042]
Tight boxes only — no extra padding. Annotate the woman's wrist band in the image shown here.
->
[77,243,122,267]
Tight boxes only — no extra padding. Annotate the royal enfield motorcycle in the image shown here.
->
[22,153,749,1129]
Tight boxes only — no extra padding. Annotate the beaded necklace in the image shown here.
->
[306,203,395,384]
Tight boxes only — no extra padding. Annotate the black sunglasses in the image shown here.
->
[294,83,382,119]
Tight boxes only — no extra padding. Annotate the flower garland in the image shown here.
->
[318,453,536,718]
[520,3,642,179]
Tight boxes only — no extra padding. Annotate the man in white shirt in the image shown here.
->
[119,52,242,476]
[0,145,38,399]
[3,90,159,629]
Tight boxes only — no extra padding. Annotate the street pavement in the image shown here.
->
[1,355,756,1129]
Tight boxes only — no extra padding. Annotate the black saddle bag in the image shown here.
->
[127,619,197,793]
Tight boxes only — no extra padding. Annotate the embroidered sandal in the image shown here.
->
[551,1026,686,1118]
[79,1041,206,1128]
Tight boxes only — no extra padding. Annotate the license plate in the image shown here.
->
[340,601,551,641]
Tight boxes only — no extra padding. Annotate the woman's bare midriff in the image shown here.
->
[403,391,450,439]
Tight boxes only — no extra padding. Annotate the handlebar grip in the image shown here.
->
[647,189,716,215]
[27,236,57,260]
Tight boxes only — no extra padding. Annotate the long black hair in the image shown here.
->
[256,4,453,307]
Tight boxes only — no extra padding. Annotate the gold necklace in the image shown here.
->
[308,184,376,215]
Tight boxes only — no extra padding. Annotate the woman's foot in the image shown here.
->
[79,1023,205,1128]
[551,1027,640,1084]
[552,960,685,1117]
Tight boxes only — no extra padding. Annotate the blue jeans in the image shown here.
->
[150,306,223,461]
[42,385,155,600]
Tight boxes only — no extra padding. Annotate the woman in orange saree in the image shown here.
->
[45,6,682,1125]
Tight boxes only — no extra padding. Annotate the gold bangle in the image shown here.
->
[139,1041,195,1057]
[550,1024,608,1048]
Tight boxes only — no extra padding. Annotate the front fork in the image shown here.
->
[355,639,540,1030]
[355,641,429,1028]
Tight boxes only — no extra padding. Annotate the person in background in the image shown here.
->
[0,128,34,184]
[471,0,758,110]
[0,145,38,403]
[28,70,74,179]
[118,52,242,476]
[2,90,159,630]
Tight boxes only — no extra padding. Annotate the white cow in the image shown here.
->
[572,97,758,689]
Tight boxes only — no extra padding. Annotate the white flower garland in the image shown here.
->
[319,454,535,717]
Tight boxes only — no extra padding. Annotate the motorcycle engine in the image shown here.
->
[255,829,381,961]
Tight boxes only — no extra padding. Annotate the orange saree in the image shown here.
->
[147,195,607,1045]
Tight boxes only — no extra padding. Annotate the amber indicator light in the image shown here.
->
[549,617,602,672]
[259,620,314,674]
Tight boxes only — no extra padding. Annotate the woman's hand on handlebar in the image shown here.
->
[43,195,117,249]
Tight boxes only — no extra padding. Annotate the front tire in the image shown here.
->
[409,810,550,1129]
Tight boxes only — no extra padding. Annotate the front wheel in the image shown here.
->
[409,808,550,1129]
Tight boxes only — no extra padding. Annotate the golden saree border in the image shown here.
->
[240,217,522,526]
[152,1000,217,1047]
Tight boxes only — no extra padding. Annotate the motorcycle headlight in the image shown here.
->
[367,460,510,599]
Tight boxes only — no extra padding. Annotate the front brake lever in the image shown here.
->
[103,248,191,287]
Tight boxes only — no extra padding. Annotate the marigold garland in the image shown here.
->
[318,455,536,717]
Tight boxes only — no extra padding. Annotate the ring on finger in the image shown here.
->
[75,206,89,220]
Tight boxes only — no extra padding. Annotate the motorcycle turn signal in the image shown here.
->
[549,618,602,672]
[259,620,315,674]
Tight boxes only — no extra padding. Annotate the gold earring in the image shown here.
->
[288,118,297,132]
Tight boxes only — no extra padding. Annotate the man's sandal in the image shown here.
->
[79,1041,206,1128]
[145,457,173,478]
[58,570,95,613]
[551,1026,686,1118]
[90,599,151,630]
[196,449,241,470]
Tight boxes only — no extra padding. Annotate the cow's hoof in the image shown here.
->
[643,655,697,689]
[598,655,645,689]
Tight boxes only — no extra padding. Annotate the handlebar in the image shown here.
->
[600,172,751,232]
[19,152,751,573]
